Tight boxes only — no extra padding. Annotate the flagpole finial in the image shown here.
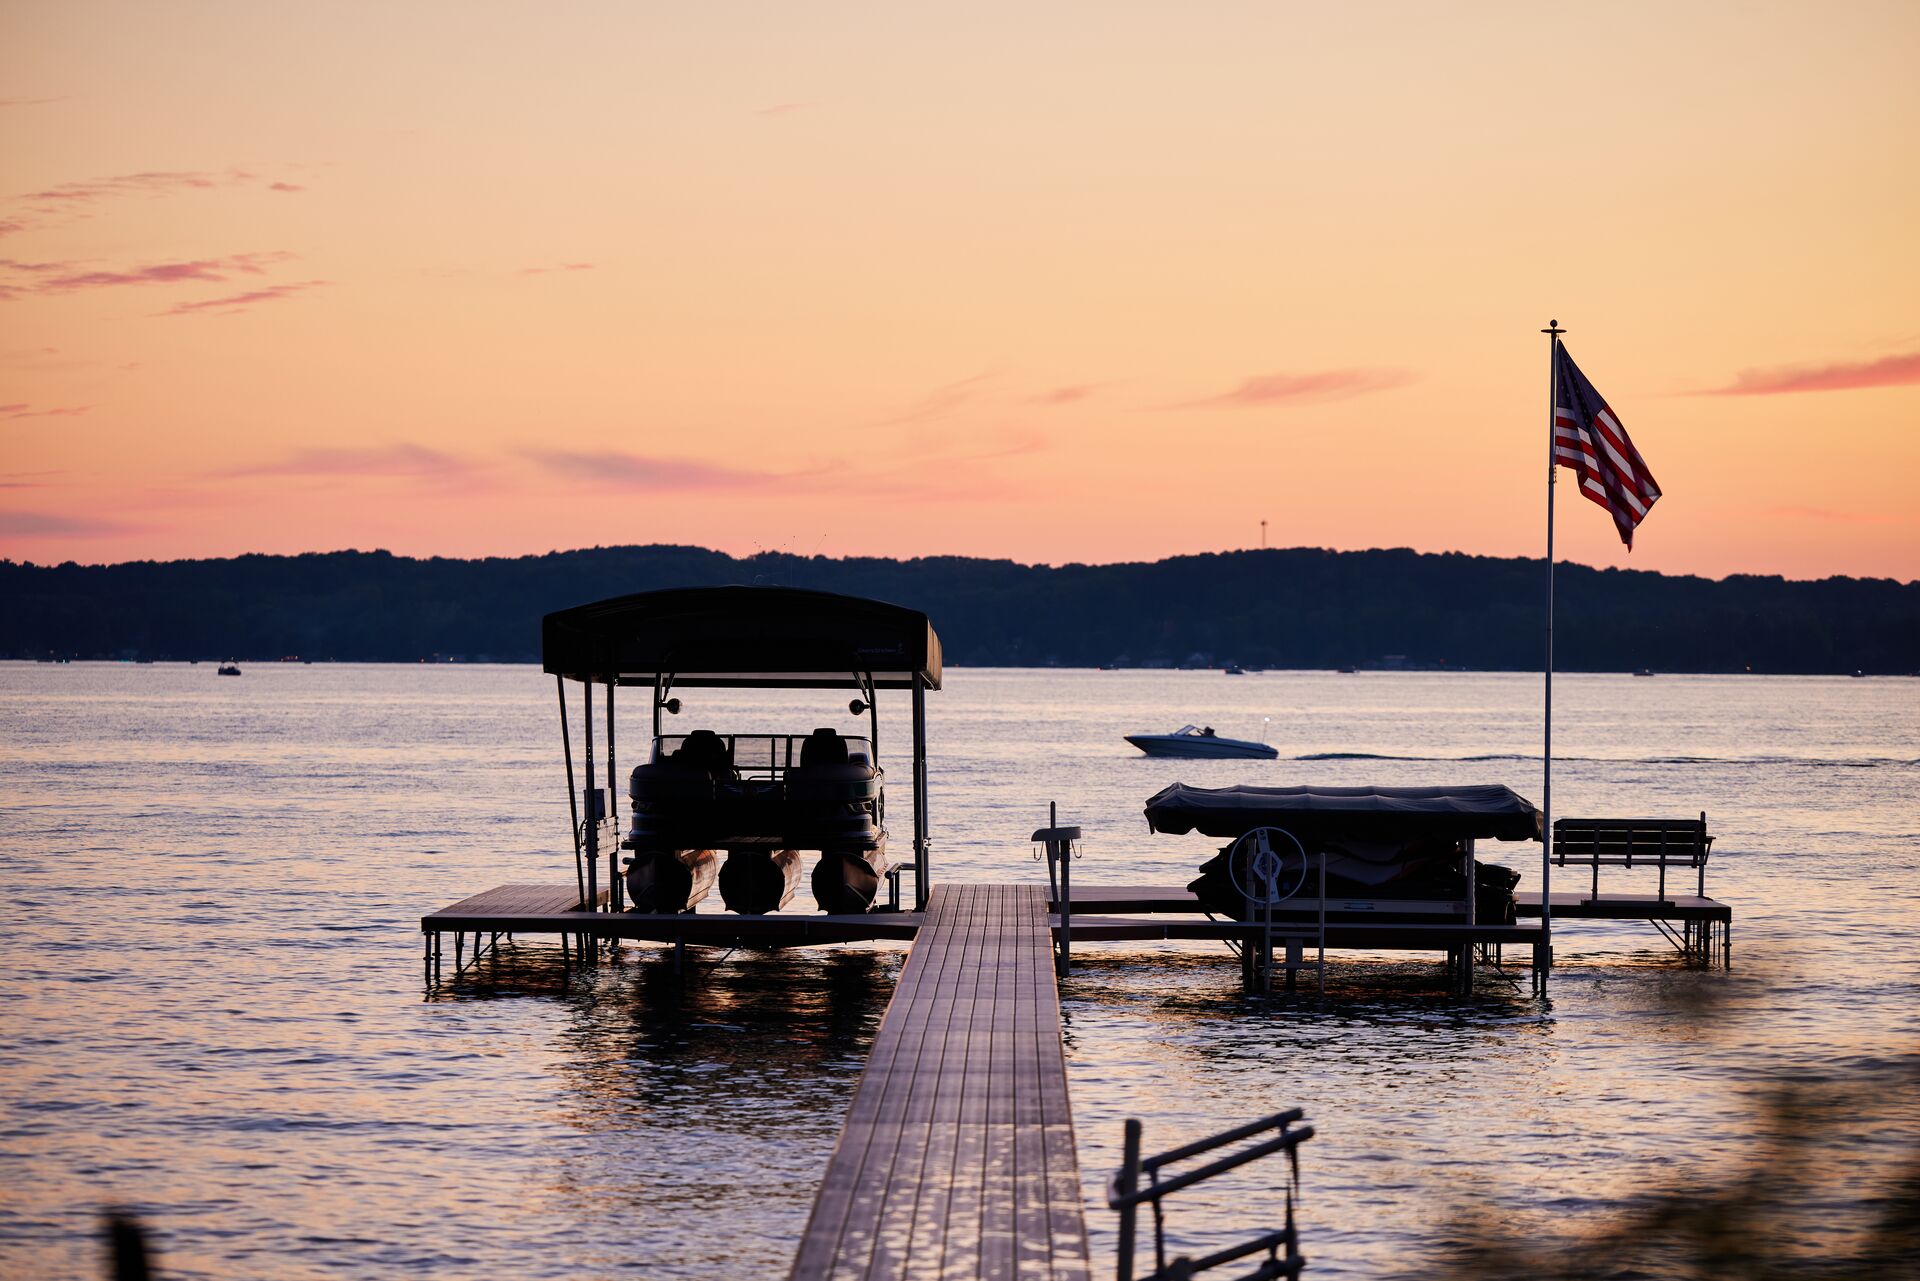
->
[1542,318,1564,336]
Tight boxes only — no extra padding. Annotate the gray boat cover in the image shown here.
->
[1144,783,1540,842]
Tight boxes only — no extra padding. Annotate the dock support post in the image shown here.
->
[1031,809,1082,977]
[912,678,930,911]
[1116,1119,1141,1281]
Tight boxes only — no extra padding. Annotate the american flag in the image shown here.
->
[1553,342,1661,548]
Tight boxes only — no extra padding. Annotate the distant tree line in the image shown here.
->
[1,545,1915,673]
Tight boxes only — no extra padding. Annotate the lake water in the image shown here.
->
[2,664,1916,1278]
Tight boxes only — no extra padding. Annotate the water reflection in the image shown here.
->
[429,940,902,1277]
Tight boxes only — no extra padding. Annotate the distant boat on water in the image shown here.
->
[1223,664,1246,675]
[1634,668,1655,677]
[1125,724,1278,759]
[217,662,242,676]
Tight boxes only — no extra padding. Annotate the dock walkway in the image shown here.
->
[790,882,1090,1281]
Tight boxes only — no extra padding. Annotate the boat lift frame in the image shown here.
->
[539,586,943,952]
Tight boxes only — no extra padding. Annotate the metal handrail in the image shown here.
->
[1109,1110,1313,1281]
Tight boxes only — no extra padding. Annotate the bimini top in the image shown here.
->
[1144,782,1540,842]
[541,585,942,689]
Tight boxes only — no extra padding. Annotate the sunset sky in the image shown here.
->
[4,1,1917,580]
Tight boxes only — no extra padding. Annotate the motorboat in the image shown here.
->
[217,661,242,676]
[1125,724,1277,759]
[541,585,941,918]
[1144,781,1539,924]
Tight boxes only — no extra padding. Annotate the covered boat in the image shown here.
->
[1144,782,1539,923]
[542,585,941,916]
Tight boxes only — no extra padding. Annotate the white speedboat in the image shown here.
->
[1125,724,1278,759]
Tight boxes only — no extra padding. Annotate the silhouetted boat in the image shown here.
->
[542,586,942,916]
[217,662,242,676]
[1126,724,1278,760]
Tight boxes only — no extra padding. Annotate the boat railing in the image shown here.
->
[650,732,875,780]
[1109,1109,1314,1281]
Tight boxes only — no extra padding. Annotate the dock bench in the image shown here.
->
[1552,814,1713,904]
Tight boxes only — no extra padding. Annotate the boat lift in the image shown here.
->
[540,585,942,956]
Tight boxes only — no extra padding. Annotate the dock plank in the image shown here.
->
[793,882,1089,1280]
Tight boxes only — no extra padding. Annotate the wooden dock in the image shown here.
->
[790,882,1090,1281]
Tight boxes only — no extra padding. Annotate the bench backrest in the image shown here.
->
[1551,815,1711,865]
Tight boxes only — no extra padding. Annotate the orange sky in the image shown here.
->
[4,1,1918,579]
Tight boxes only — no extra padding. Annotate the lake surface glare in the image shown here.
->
[2,664,1916,1278]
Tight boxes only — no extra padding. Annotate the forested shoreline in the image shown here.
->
[2,544,1914,673]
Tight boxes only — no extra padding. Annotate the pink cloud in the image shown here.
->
[20,170,227,206]
[520,262,596,275]
[3,251,296,297]
[221,443,466,478]
[1704,351,1920,396]
[2,403,90,419]
[1764,505,1916,526]
[1026,384,1097,406]
[1167,368,1415,409]
[872,373,993,427]
[4,168,305,237]
[0,510,139,537]
[0,469,62,489]
[756,102,812,117]
[523,448,776,491]
[160,279,327,316]
[15,168,302,209]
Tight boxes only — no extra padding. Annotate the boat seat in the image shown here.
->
[672,729,735,779]
[799,727,849,768]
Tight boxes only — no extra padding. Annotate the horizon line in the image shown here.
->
[2,540,1914,588]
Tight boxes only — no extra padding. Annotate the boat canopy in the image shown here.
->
[541,585,943,689]
[1144,782,1540,842]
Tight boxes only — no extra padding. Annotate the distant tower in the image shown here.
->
[1260,519,1267,549]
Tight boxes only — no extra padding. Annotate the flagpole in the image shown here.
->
[1540,317,1563,991]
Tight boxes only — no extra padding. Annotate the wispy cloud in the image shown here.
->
[15,168,301,209]
[1703,351,1920,396]
[523,448,780,491]
[4,167,305,236]
[2,403,90,419]
[221,443,469,479]
[519,262,595,275]
[159,279,327,316]
[0,510,138,537]
[1763,505,1916,526]
[1166,368,1415,409]
[1025,384,1098,407]
[2,251,296,297]
[872,373,993,428]
[0,97,64,109]
[756,102,813,117]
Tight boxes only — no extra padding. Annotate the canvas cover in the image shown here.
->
[542,585,942,689]
[1144,782,1541,843]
